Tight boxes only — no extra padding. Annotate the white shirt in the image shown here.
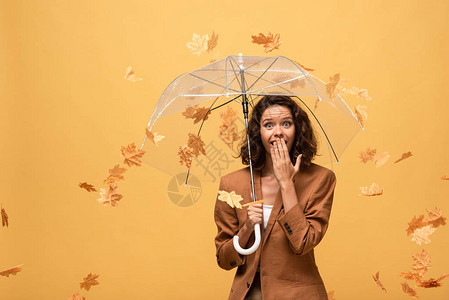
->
[263,204,273,229]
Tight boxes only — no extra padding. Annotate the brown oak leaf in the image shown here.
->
[424,207,447,228]
[401,282,418,298]
[207,31,218,52]
[411,249,431,277]
[187,133,206,157]
[251,32,281,52]
[97,184,123,207]
[80,273,99,291]
[416,274,449,288]
[67,292,85,300]
[359,147,377,163]
[78,182,97,192]
[178,145,194,169]
[121,143,145,167]
[411,225,436,245]
[104,165,127,185]
[145,128,165,145]
[360,183,383,196]
[372,271,387,292]
[1,206,8,227]
[406,215,427,236]
[394,151,413,163]
[0,264,23,277]
[355,105,368,127]
[326,73,340,100]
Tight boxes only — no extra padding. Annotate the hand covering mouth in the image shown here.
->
[270,140,287,146]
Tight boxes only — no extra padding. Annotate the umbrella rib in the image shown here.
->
[187,73,241,94]
[246,57,279,91]
[228,57,243,92]
[244,71,297,96]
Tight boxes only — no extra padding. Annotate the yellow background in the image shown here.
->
[1,0,449,299]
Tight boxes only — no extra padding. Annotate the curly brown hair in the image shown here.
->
[239,95,318,169]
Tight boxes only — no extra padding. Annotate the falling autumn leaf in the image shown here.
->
[411,249,432,277]
[251,32,281,53]
[0,264,23,277]
[121,143,145,167]
[394,151,413,163]
[406,215,427,236]
[182,105,198,119]
[326,73,340,100]
[327,290,336,300]
[272,74,306,89]
[360,183,383,196]
[359,147,377,163]
[187,133,206,157]
[78,182,97,192]
[399,272,421,281]
[191,106,211,124]
[416,274,449,288]
[145,128,164,145]
[124,66,143,82]
[220,106,240,149]
[411,225,436,245]
[218,190,243,209]
[97,184,123,207]
[339,86,372,101]
[441,176,449,180]
[67,292,85,300]
[293,60,315,72]
[207,31,218,52]
[1,206,8,227]
[178,145,194,169]
[374,152,390,168]
[186,33,209,56]
[425,207,447,228]
[104,164,127,185]
[401,282,418,298]
[372,271,387,292]
[80,273,99,291]
[355,105,368,127]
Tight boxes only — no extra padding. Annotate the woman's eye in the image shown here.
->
[265,123,273,129]
[283,122,291,127]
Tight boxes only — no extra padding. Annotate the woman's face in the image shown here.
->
[259,105,296,155]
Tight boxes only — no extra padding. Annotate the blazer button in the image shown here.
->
[230,261,236,267]
[287,229,293,235]
[284,222,290,229]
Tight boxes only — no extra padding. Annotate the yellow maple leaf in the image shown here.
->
[78,182,97,192]
[360,183,383,196]
[218,190,243,209]
[121,143,145,167]
[0,264,23,277]
[177,145,194,169]
[394,151,413,163]
[339,86,372,100]
[80,273,99,291]
[104,165,127,185]
[359,147,377,163]
[355,105,368,127]
[145,128,164,145]
[372,271,387,292]
[374,151,390,168]
[124,66,143,82]
[406,215,426,236]
[1,205,9,227]
[187,133,206,157]
[207,31,218,52]
[411,225,436,245]
[251,32,281,52]
[97,184,123,207]
[401,282,418,298]
[186,33,209,56]
[411,249,431,277]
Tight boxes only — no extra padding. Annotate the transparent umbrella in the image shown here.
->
[140,54,363,255]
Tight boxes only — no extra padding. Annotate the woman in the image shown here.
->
[214,95,336,300]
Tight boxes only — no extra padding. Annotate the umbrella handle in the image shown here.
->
[233,223,261,255]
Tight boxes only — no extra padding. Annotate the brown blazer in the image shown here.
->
[214,163,336,300]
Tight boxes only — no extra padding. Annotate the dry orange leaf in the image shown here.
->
[97,184,123,207]
[192,106,211,124]
[251,32,281,53]
[80,273,99,291]
[124,66,143,82]
[411,225,436,245]
[374,152,390,168]
[394,151,413,163]
[1,206,8,227]
[401,282,418,298]
[339,86,372,101]
[207,31,218,52]
[327,290,336,300]
[359,147,377,163]
[104,164,127,185]
[424,207,447,228]
[372,271,387,292]
[441,175,449,180]
[145,128,165,145]
[219,106,240,148]
[186,33,209,56]
[293,60,315,72]
[406,215,427,236]
[399,272,421,281]
[78,182,97,192]
[182,105,198,119]
[411,249,431,277]
[355,105,368,127]
[187,133,206,157]
[326,73,340,100]
[218,190,243,209]
[67,292,85,300]
[178,145,194,169]
[360,183,383,196]
[121,143,145,167]
[416,274,449,288]
[0,264,23,277]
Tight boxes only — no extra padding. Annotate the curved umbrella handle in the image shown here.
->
[233,223,261,255]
